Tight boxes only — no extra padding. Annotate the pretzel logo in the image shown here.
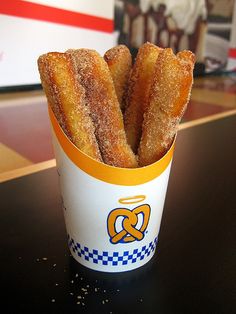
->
[107,196,151,244]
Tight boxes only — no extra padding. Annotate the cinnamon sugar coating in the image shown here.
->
[38,45,195,169]
[124,42,163,153]
[37,52,102,162]
[67,49,138,168]
[138,48,195,166]
[104,45,132,111]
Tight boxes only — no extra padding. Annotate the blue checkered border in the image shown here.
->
[68,235,158,266]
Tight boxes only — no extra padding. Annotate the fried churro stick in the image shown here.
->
[104,45,132,111]
[138,49,195,166]
[67,49,138,168]
[37,52,102,161]
[124,42,163,153]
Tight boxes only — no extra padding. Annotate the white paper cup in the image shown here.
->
[49,107,175,273]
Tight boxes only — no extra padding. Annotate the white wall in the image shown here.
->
[0,0,115,87]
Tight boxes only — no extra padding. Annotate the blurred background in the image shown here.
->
[0,0,236,178]
[114,0,236,75]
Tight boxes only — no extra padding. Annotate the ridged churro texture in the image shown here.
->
[124,42,163,153]
[138,49,195,166]
[104,45,132,111]
[67,49,138,168]
[37,52,102,162]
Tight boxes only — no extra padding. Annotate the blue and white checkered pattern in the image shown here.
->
[68,235,158,266]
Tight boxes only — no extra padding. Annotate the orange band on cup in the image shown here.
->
[49,106,174,186]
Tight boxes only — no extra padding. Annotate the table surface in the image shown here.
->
[1,115,236,314]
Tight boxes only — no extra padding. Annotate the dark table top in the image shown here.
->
[1,115,236,314]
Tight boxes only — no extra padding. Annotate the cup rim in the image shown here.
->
[49,106,175,186]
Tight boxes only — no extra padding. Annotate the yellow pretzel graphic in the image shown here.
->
[107,204,151,244]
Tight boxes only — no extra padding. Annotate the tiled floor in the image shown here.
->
[0,97,54,162]
[183,99,234,122]
[0,74,236,176]
[193,75,236,94]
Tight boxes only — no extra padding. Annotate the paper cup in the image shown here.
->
[49,107,175,273]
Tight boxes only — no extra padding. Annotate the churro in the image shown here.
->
[67,49,138,168]
[38,44,195,169]
[124,42,163,153]
[138,48,195,166]
[37,52,102,161]
[104,45,132,111]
